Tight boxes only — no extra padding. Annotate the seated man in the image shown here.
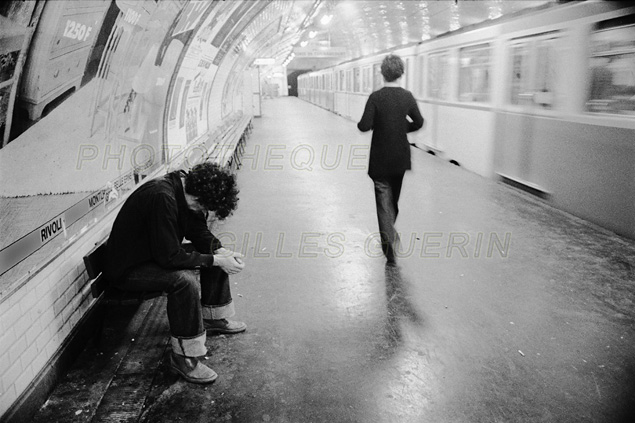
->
[105,162,246,384]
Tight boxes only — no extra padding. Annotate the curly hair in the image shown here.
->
[184,162,239,220]
[381,54,404,82]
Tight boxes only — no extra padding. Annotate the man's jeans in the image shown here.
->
[114,246,235,357]
[372,173,405,262]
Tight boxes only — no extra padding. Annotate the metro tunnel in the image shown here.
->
[1,1,634,422]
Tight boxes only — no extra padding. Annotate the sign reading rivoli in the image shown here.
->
[39,216,66,244]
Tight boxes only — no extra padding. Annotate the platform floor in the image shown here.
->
[32,97,635,423]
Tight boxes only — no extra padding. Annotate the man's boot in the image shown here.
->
[169,352,217,384]
[204,318,247,334]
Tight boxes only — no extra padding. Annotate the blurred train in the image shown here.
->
[298,1,635,240]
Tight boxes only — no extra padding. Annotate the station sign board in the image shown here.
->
[293,46,347,58]
[0,170,135,277]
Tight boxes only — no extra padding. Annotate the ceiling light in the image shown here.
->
[450,2,460,31]
[309,31,317,38]
[300,40,308,47]
[320,14,332,25]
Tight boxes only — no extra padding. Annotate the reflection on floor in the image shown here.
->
[32,97,635,423]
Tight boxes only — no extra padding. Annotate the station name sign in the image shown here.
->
[292,46,347,58]
[0,170,136,277]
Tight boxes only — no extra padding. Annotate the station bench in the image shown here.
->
[83,237,163,343]
[207,116,253,169]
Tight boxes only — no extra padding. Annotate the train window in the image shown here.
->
[363,67,371,93]
[509,34,560,110]
[510,43,531,106]
[340,70,346,91]
[587,19,635,115]
[428,51,450,100]
[417,55,426,98]
[373,63,383,91]
[401,58,410,90]
[346,69,352,93]
[361,67,367,92]
[459,44,491,103]
[334,72,339,92]
[353,67,361,93]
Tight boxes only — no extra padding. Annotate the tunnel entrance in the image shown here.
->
[286,69,311,97]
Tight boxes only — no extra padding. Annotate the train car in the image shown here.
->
[302,67,334,112]
[298,1,635,239]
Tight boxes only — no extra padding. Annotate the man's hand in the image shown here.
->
[213,248,245,275]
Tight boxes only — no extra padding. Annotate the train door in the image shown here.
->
[427,50,451,152]
[362,65,371,95]
[373,62,382,91]
[400,58,410,90]
[311,75,316,104]
[327,72,334,111]
[335,69,344,115]
[319,74,324,108]
[344,69,352,118]
[333,71,338,111]
[496,32,561,191]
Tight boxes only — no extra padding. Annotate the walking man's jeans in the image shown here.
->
[113,244,235,358]
[372,173,405,262]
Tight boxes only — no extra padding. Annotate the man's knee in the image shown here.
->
[170,270,200,294]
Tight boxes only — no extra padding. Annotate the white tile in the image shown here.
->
[7,334,27,364]
[0,385,18,418]
[13,364,34,397]
[1,360,23,392]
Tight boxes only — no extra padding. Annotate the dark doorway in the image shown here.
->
[286,69,311,97]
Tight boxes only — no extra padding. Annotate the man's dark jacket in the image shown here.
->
[105,171,222,283]
[357,86,424,178]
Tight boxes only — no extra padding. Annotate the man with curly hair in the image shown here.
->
[105,162,245,384]
[357,54,424,265]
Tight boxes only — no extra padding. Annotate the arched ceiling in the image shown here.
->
[243,0,558,71]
